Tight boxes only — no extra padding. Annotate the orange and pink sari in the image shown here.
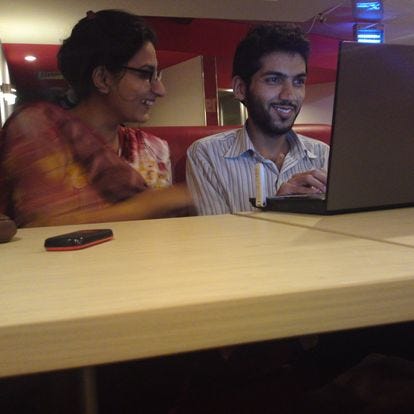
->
[0,102,171,227]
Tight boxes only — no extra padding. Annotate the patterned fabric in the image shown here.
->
[186,124,329,215]
[118,126,171,189]
[0,102,171,227]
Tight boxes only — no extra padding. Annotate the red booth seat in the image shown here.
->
[141,124,332,183]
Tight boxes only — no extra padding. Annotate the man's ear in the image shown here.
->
[92,66,112,94]
[232,76,247,103]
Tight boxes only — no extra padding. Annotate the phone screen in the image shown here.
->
[44,229,113,251]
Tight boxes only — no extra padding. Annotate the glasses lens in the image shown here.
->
[140,69,153,82]
[123,66,161,83]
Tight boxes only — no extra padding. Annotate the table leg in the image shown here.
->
[80,367,98,414]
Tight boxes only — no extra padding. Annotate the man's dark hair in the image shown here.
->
[57,9,156,100]
[232,23,310,85]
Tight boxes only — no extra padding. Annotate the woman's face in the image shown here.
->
[106,42,166,124]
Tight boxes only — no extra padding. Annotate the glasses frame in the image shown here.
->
[122,66,162,83]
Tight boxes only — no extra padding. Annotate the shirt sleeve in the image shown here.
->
[0,106,86,226]
[2,106,172,227]
[186,141,231,215]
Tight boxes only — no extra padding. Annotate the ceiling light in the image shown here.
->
[24,55,37,62]
[353,23,384,43]
[352,0,384,21]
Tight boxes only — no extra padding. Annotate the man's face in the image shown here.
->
[243,51,307,136]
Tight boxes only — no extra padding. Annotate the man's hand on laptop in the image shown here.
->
[277,169,327,196]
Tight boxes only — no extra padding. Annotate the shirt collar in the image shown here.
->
[288,130,319,160]
[223,125,255,159]
[224,123,318,161]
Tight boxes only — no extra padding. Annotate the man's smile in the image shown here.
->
[270,103,297,119]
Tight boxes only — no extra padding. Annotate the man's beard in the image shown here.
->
[245,89,298,136]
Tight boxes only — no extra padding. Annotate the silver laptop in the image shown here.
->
[253,41,414,215]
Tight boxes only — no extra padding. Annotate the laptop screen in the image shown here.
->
[326,41,414,212]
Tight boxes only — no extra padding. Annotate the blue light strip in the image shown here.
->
[356,28,384,44]
[356,2,382,11]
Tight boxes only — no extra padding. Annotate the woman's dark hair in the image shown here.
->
[57,9,156,100]
[232,23,310,85]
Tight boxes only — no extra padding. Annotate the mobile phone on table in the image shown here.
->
[44,229,113,251]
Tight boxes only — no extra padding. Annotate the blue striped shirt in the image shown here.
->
[186,125,330,215]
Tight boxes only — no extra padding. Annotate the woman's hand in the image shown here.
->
[30,184,194,227]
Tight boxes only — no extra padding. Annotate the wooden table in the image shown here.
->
[2,213,414,378]
[238,207,414,247]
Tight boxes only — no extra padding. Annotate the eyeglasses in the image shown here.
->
[122,66,162,83]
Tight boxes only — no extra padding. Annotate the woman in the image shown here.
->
[0,9,192,227]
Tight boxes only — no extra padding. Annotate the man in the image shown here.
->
[186,23,329,215]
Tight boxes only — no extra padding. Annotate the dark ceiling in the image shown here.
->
[3,1,414,102]
[2,16,344,102]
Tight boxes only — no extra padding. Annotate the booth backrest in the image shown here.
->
[141,124,332,183]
